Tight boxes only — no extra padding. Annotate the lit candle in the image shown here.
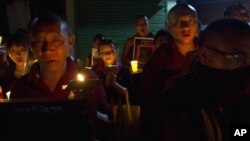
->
[130,60,138,72]
[0,36,2,44]
[66,73,85,90]
[6,91,11,100]
[77,74,85,81]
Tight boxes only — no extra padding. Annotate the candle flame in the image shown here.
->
[77,74,85,81]
[6,91,11,100]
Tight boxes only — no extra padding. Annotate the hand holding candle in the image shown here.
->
[66,73,100,91]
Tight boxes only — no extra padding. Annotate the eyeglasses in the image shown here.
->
[169,17,198,27]
[100,50,115,56]
[232,11,250,18]
[206,46,247,66]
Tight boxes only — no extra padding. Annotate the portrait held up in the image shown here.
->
[121,15,154,67]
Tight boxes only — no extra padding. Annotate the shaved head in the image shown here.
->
[168,4,197,23]
[200,19,250,69]
[200,19,250,53]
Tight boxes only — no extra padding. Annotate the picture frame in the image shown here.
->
[133,37,155,66]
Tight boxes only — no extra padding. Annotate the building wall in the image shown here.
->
[6,0,30,33]
[74,0,168,60]
[190,0,250,25]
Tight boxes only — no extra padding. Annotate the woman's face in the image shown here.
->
[99,44,117,65]
[8,45,28,66]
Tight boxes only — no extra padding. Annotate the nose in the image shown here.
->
[15,51,22,56]
[180,21,189,28]
[41,41,54,53]
[105,53,111,57]
[41,41,47,52]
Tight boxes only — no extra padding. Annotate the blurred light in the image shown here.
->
[77,74,85,81]
[6,91,11,100]
[0,36,2,45]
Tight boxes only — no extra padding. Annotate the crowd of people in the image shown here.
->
[0,2,250,141]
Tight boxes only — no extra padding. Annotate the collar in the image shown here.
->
[28,57,78,83]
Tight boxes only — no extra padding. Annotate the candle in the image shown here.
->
[77,74,85,81]
[6,91,11,100]
[130,60,138,72]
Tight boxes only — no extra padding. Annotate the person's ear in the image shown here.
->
[198,47,208,65]
[68,35,75,50]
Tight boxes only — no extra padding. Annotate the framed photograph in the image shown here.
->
[91,47,101,66]
[133,37,155,66]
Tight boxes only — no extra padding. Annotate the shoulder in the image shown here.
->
[155,42,176,57]
[124,35,136,44]
[147,32,154,37]
[145,43,175,66]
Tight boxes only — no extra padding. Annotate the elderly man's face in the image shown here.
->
[30,22,74,73]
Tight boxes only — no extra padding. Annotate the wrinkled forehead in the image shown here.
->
[31,21,66,36]
[168,9,197,22]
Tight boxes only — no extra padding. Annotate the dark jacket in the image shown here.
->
[10,58,111,115]
[158,61,250,141]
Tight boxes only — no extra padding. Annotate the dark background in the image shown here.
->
[0,0,250,60]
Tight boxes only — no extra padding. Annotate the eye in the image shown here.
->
[51,36,63,43]
[52,37,60,42]
[20,48,27,52]
[9,50,15,53]
[171,20,179,25]
[190,19,197,24]
[188,19,193,23]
